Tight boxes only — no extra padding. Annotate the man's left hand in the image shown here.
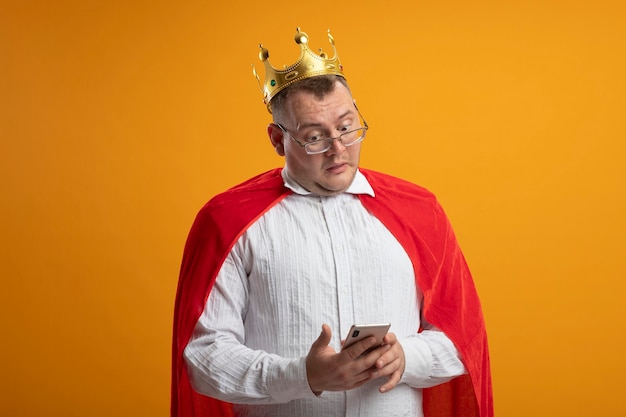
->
[371,332,405,393]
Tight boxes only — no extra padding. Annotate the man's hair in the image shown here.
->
[270,75,350,123]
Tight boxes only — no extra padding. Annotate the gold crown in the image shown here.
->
[252,28,345,113]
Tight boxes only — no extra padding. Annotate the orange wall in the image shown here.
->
[1,1,625,416]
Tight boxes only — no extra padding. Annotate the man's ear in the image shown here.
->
[267,124,285,156]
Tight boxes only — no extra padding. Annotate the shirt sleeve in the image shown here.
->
[183,247,318,404]
[399,321,468,388]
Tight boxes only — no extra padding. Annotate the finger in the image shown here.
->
[344,336,378,360]
[311,324,332,351]
[373,344,393,368]
[379,369,403,393]
[382,332,397,345]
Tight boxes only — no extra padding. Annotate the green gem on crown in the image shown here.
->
[270,79,276,87]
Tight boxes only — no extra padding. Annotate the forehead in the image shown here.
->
[284,82,355,124]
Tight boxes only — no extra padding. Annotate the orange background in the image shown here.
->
[1,1,625,416]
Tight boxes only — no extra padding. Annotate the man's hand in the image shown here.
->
[373,332,406,393]
[305,324,405,395]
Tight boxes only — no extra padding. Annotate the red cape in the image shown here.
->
[172,168,493,417]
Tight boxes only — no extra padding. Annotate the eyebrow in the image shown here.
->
[295,109,354,131]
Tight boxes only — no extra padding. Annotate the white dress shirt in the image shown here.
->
[184,169,466,417]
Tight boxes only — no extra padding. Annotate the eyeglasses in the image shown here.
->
[276,107,369,155]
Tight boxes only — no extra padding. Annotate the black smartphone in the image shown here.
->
[341,323,391,351]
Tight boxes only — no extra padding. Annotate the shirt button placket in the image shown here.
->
[322,196,353,349]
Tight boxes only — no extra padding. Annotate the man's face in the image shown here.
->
[270,82,363,196]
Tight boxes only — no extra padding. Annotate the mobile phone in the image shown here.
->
[341,323,391,351]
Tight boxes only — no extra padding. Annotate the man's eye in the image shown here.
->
[339,125,351,133]
[305,134,323,143]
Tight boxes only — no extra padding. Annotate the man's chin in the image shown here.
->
[316,174,355,195]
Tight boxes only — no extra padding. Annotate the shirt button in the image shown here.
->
[337,245,344,252]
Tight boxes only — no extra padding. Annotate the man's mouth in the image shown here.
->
[326,162,348,174]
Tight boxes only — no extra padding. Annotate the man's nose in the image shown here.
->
[325,137,346,154]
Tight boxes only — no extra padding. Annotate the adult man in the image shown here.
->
[172,29,493,417]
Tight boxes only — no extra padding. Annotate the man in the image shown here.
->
[172,28,493,417]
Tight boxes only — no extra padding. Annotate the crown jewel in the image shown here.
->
[252,28,345,113]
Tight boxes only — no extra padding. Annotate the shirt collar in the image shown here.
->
[281,167,375,197]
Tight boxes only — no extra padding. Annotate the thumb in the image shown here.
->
[311,324,332,351]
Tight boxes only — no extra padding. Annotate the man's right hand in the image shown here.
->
[305,323,391,395]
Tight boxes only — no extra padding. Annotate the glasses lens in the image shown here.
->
[304,140,330,154]
[303,127,368,154]
[341,128,367,146]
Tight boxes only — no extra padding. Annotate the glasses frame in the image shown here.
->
[275,105,369,155]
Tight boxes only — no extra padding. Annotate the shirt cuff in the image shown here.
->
[398,336,434,387]
[266,356,319,402]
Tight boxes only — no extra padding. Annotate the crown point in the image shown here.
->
[259,45,269,62]
[294,31,308,45]
[327,30,335,46]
